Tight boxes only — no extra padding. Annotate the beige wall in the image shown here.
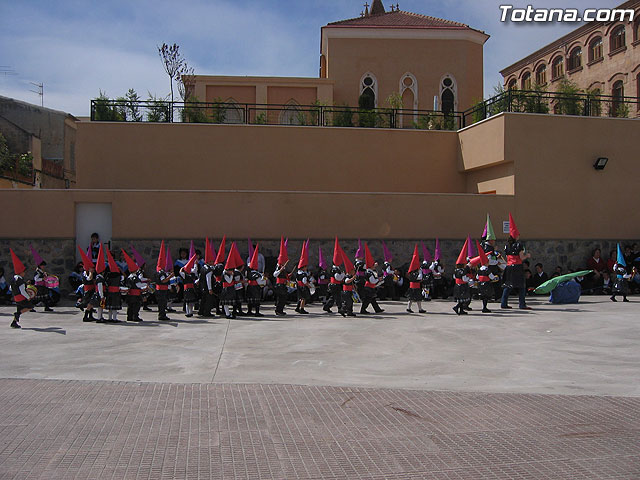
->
[0,189,512,240]
[75,122,465,193]
[205,85,256,104]
[507,113,640,239]
[326,37,484,112]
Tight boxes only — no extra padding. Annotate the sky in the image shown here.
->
[0,0,624,116]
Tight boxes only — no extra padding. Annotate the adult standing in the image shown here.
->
[501,213,532,310]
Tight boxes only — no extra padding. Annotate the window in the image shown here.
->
[552,56,564,80]
[399,73,418,127]
[279,100,304,125]
[359,73,378,109]
[507,78,517,90]
[612,80,624,116]
[440,75,457,115]
[635,18,640,43]
[223,98,243,124]
[521,71,532,89]
[568,47,582,71]
[535,64,547,85]
[589,37,603,62]
[637,73,640,110]
[610,25,626,52]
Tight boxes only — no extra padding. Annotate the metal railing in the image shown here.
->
[90,99,463,131]
[462,89,640,127]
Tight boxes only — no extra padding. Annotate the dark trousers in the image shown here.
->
[199,290,213,316]
[156,291,168,318]
[275,285,287,313]
[501,286,526,308]
[324,285,342,310]
[360,288,383,313]
[340,291,354,314]
[127,298,141,320]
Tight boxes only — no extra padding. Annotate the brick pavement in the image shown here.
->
[0,379,638,479]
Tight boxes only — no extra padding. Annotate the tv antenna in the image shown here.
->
[0,66,17,76]
[30,82,44,106]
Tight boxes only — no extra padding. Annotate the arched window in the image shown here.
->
[637,73,640,111]
[634,18,640,43]
[610,25,626,52]
[359,73,378,109]
[588,37,603,62]
[440,75,457,115]
[612,80,624,116]
[521,71,532,90]
[535,64,547,86]
[552,56,564,80]
[223,98,243,124]
[507,78,517,90]
[399,73,418,127]
[568,47,582,71]
[279,99,304,125]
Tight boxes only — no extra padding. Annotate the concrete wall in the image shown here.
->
[75,122,465,193]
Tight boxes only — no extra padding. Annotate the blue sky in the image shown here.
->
[0,0,622,116]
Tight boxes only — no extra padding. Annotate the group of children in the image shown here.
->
[5,213,635,329]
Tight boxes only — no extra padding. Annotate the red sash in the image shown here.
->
[83,284,95,292]
[223,282,234,288]
[156,285,168,291]
[343,285,353,291]
[128,289,141,296]
[365,281,377,289]
[14,294,27,302]
[507,255,522,266]
[478,275,490,282]
[330,277,341,285]
[297,281,306,287]
[107,286,120,293]
[276,278,287,285]
[183,283,194,289]
[410,282,421,289]
[455,279,466,285]
[248,280,258,286]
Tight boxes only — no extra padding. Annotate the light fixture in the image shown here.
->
[593,157,608,171]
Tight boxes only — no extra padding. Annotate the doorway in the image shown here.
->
[75,203,112,260]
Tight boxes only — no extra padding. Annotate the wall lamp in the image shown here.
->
[593,157,608,171]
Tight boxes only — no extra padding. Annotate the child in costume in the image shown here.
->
[180,254,198,318]
[8,249,33,329]
[406,244,426,314]
[453,238,472,316]
[611,244,632,302]
[274,237,289,316]
[104,248,123,323]
[360,243,384,314]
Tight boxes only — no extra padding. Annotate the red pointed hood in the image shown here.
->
[249,243,260,270]
[364,243,375,269]
[332,237,343,266]
[156,240,166,272]
[277,236,288,265]
[78,246,95,271]
[95,244,106,273]
[121,249,139,273]
[183,254,198,274]
[341,248,355,274]
[225,242,242,270]
[10,248,26,275]
[509,213,520,239]
[469,240,489,267]
[106,248,121,273]
[298,240,309,269]
[456,238,470,266]
[205,237,215,264]
[408,244,421,272]
[214,236,227,264]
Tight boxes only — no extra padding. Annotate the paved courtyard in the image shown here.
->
[0,297,639,478]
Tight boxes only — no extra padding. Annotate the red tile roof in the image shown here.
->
[327,10,471,29]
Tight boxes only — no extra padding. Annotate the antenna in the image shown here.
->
[29,82,44,106]
[0,66,17,76]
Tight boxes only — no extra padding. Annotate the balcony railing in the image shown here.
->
[90,99,463,131]
[463,89,639,127]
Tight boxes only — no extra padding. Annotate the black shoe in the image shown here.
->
[96,318,106,323]
[347,312,356,317]
[323,306,332,313]
[374,309,385,314]
[167,307,176,312]
[185,313,193,318]
[519,306,532,310]
[130,317,143,322]
[459,309,468,315]
[275,311,286,316]
[225,314,233,319]
[83,316,94,322]
[158,316,171,321]
[464,306,473,311]
[452,305,459,315]
[418,309,426,314]
[254,312,264,317]
[30,309,36,312]
[623,298,630,302]
[10,319,20,329]
[360,309,370,314]
[44,306,53,312]
[142,306,152,311]
[610,296,617,302]
[294,308,301,313]
[482,308,491,313]
[339,310,346,317]
[501,305,512,309]
[299,309,309,314]
[406,308,414,313]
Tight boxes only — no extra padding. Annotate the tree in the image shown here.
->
[125,88,143,122]
[157,43,187,119]
[177,63,195,102]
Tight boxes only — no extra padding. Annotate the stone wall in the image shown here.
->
[1,238,635,295]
